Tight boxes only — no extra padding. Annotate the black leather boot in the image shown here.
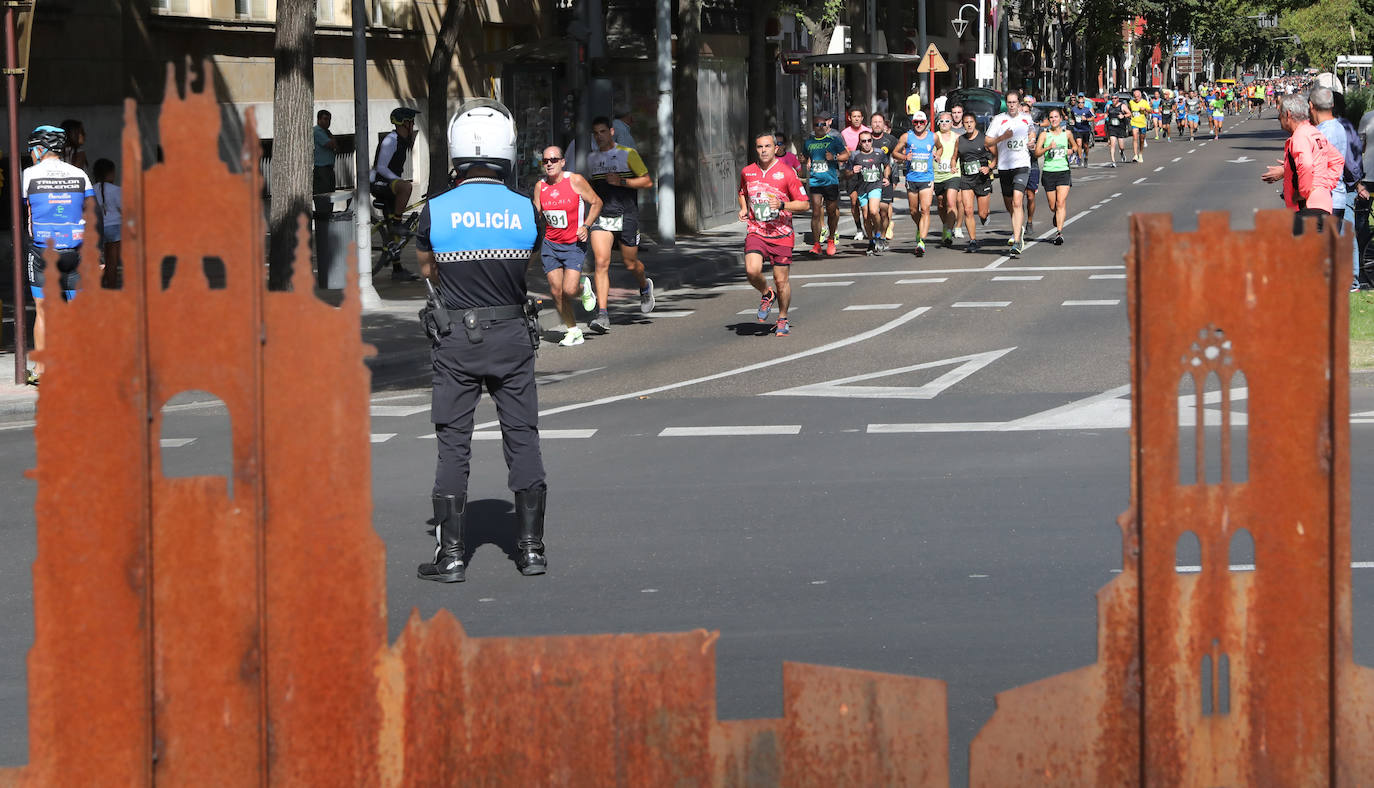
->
[417,494,465,583]
[514,486,547,576]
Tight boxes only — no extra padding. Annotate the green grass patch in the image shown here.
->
[1352,292,1374,369]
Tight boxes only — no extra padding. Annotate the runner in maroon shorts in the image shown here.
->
[738,132,809,336]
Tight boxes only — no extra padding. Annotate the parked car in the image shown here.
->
[943,87,1006,131]
[1030,100,1069,125]
[1086,97,1108,140]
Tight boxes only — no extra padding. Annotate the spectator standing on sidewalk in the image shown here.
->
[1356,101,1374,287]
[1310,86,1362,291]
[1262,94,1344,234]
[313,109,337,218]
[92,158,122,288]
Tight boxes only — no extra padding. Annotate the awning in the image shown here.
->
[801,53,927,66]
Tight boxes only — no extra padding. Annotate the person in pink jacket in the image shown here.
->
[1262,93,1344,221]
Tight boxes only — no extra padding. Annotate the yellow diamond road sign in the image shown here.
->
[917,44,949,73]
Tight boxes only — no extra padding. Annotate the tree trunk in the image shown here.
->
[268,0,317,289]
[427,0,465,196]
[748,2,767,144]
[674,0,701,232]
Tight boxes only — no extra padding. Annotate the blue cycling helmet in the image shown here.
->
[27,125,65,153]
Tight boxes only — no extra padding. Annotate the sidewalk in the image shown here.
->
[0,224,750,421]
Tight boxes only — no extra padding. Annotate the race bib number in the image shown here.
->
[810,160,830,174]
[751,200,777,222]
[1007,139,1026,151]
[594,215,623,232]
[1046,148,1067,161]
[935,159,952,173]
[962,161,981,176]
[542,210,568,229]
[862,166,881,182]
[912,160,929,173]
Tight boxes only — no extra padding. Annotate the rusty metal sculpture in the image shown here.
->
[0,70,950,785]
[970,212,1374,784]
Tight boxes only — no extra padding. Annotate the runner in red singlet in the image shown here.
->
[739,132,809,337]
[533,145,602,346]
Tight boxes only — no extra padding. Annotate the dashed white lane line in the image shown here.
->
[476,307,931,430]
[1110,192,1123,198]
[1188,148,1197,154]
[474,429,598,440]
[802,281,854,287]
[1154,166,1165,172]
[160,438,196,448]
[1090,274,1127,280]
[1090,203,1107,209]
[843,304,903,311]
[651,310,696,318]
[370,433,397,444]
[1114,562,1374,575]
[1133,177,1147,185]
[1199,142,1208,147]
[1172,157,1182,163]
[711,284,760,291]
[371,404,431,417]
[992,275,1043,281]
[896,277,950,284]
[952,301,1011,308]
[1062,299,1121,306]
[660,425,802,437]
[737,306,802,315]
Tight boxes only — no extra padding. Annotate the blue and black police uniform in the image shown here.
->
[415,174,547,580]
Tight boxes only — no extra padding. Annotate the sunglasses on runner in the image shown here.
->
[541,157,563,163]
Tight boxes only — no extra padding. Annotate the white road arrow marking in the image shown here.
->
[761,348,1015,400]
[1227,156,1254,164]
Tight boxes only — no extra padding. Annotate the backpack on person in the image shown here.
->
[1337,116,1365,185]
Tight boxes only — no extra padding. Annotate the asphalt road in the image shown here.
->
[3,113,1373,783]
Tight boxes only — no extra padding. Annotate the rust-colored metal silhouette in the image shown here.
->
[0,69,950,785]
[970,212,1374,784]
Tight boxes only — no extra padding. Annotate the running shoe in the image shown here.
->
[941,229,953,247]
[1009,239,1020,257]
[979,214,988,227]
[589,311,610,334]
[639,277,655,313]
[1110,161,1118,168]
[966,239,979,253]
[865,240,876,256]
[1016,239,1027,255]
[775,317,790,337]
[1053,232,1064,246]
[885,223,895,240]
[756,288,775,321]
[953,226,965,239]
[24,370,38,387]
[819,226,831,243]
[578,275,596,311]
[1353,281,1363,293]
[558,327,585,347]
[1026,221,1033,233]
[854,231,865,241]
[810,242,822,255]
[825,239,836,256]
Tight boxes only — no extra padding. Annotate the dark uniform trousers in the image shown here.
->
[432,316,545,496]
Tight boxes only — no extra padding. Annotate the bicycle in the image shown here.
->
[370,174,457,275]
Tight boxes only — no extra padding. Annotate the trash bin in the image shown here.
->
[315,206,353,289]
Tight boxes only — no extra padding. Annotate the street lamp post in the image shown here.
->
[954,2,987,87]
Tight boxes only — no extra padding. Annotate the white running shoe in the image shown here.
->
[558,327,585,347]
[578,275,595,312]
[853,231,865,241]
[954,226,965,239]
[639,277,655,313]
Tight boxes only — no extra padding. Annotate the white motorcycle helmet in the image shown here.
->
[448,98,518,178]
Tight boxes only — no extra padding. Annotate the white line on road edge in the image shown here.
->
[802,281,854,287]
[896,277,950,284]
[790,264,1121,280]
[475,429,598,440]
[370,433,397,444]
[370,404,432,417]
[992,275,1043,281]
[1113,562,1374,574]
[843,304,903,311]
[660,425,801,437]
[475,307,932,430]
[1133,177,1147,184]
[952,301,1011,308]
[1063,299,1121,306]
[650,311,697,318]
[1090,274,1127,280]
[160,438,196,448]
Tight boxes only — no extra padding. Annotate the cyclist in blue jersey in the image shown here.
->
[802,112,849,256]
[23,125,94,386]
[892,111,936,256]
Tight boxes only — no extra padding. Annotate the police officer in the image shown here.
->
[415,99,547,583]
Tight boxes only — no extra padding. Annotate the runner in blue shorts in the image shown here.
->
[893,111,936,256]
[847,133,890,255]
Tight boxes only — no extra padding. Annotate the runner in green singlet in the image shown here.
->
[1032,108,1082,246]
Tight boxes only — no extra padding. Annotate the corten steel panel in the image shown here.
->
[2,66,952,786]
[970,211,1374,785]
